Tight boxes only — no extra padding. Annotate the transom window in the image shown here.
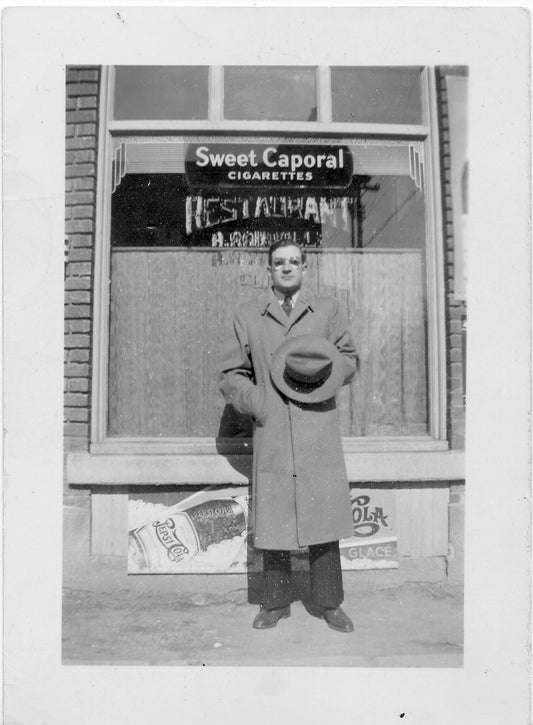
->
[224,66,317,121]
[113,66,209,120]
[330,66,423,124]
[111,65,426,126]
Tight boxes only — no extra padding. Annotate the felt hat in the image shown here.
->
[270,335,346,403]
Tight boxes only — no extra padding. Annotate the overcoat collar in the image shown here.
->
[257,287,316,328]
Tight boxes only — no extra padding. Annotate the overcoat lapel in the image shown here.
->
[288,288,315,330]
[257,287,316,330]
[257,289,289,328]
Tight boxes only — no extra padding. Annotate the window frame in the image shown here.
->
[90,65,448,459]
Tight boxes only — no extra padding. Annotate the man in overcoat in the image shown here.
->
[219,240,358,632]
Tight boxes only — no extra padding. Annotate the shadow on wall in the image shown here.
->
[215,403,253,480]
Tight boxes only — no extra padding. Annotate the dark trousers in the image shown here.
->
[262,541,344,610]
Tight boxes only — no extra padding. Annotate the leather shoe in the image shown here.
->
[253,605,291,629]
[322,606,354,633]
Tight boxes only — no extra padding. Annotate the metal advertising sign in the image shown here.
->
[185,143,353,189]
[128,486,397,574]
[339,491,398,570]
[128,487,252,574]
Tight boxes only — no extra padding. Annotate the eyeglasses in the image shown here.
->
[272,257,302,270]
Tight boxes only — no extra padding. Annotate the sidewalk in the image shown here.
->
[62,558,463,667]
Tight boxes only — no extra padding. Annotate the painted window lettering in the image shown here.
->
[185,194,352,234]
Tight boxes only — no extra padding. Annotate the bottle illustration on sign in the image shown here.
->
[129,496,250,573]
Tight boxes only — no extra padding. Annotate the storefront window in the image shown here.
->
[113,66,209,120]
[93,65,446,452]
[107,137,428,439]
[331,66,423,124]
[223,66,317,121]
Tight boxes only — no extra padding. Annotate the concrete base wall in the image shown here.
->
[63,486,464,596]
[446,482,465,585]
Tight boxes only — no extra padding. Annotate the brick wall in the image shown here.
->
[436,67,467,451]
[64,66,100,453]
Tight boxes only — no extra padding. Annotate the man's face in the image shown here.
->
[268,244,307,295]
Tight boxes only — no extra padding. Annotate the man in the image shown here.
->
[219,240,358,632]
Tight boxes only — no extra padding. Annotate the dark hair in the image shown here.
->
[268,239,306,266]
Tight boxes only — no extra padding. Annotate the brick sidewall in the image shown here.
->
[436,67,467,451]
[64,66,100,454]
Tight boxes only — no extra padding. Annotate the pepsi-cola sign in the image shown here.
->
[185,143,353,189]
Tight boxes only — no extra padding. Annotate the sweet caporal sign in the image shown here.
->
[185,143,353,188]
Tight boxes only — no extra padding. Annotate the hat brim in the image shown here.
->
[270,335,346,403]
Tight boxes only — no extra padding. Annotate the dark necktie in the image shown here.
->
[282,294,292,317]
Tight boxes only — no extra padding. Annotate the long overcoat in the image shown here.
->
[219,286,358,551]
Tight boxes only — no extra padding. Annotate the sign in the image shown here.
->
[128,486,397,574]
[185,143,353,189]
[340,490,398,569]
[128,488,253,574]
[208,229,322,249]
[111,173,357,249]
[185,192,354,248]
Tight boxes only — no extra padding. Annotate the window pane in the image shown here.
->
[355,175,425,249]
[111,174,424,251]
[113,66,209,120]
[224,66,317,121]
[331,67,423,124]
[108,137,428,439]
[108,248,427,437]
[110,139,425,251]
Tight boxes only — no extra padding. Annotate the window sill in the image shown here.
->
[67,447,464,486]
[90,436,449,456]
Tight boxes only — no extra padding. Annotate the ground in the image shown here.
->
[62,502,463,667]
[62,575,463,667]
